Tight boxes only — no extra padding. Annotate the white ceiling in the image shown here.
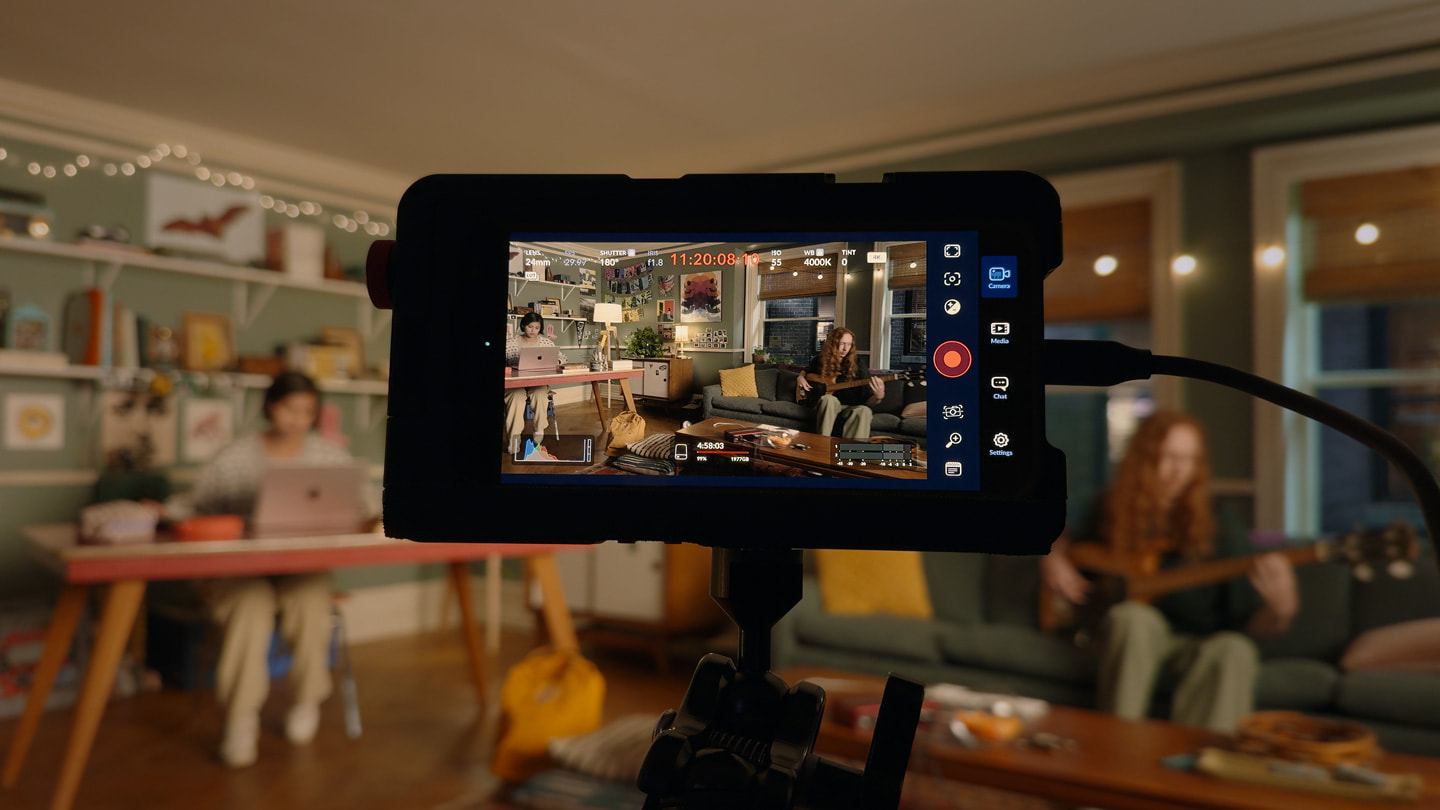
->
[4,0,1440,204]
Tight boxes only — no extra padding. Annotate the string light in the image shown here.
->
[1172,254,1197,275]
[1355,223,1380,245]
[1260,246,1286,267]
[1093,255,1118,276]
[0,139,393,236]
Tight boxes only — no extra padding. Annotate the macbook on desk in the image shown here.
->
[251,462,369,538]
[513,345,559,377]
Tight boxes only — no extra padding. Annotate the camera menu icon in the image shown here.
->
[981,255,1017,298]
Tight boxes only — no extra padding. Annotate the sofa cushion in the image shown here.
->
[871,414,901,433]
[898,416,927,437]
[901,402,926,419]
[759,399,810,422]
[776,370,799,403]
[984,554,1042,628]
[709,396,762,414]
[937,624,1097,685]
[1340,617,1440,673]
[815,549,933,619]
[922,552,986,626]
[1253,564,1354,663]
[1336,670,1440,728]
[794,613,943,663]
[1254,658,1340,710]
[873,378,906,415]
[718,365,759,398]
[754,367,779,401]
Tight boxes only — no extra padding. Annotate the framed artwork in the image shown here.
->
[680,271,722,323]
[320,325,366,377]
[5,393,64,450]
[656,300,676,322]
[181,312,236,371]
[182,398,234,463]
[145,172,264,264]
[100,390,177,469]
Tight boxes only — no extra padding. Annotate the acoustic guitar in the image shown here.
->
[1038,521,1420,647]
[796,368,925,407]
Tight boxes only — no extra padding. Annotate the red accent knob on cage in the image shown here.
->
[367,240,394,309]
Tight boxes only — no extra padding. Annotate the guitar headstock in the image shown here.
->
[1328,520,1422,581]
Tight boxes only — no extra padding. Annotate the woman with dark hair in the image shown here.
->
[796,327,885,438]
[504,312,566,453]
[1041,410,1299,732]
[166,371,376,767]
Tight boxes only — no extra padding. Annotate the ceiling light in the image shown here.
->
[1355,223,1380,245]
[1172,254,1196,275]
[1260,246,1285,267]
[1093,255,1118,276]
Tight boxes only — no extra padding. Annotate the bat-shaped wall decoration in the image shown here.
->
[161,205,250,239]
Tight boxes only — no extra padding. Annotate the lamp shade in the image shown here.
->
[673,325,690,342]
[592,303,621,324]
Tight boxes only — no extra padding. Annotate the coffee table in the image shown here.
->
[782,667,1440,810]
[677,417,925,480]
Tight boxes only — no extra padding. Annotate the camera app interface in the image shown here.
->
[502,231,1024,492]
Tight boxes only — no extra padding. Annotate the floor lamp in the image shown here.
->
[592,303,621,371]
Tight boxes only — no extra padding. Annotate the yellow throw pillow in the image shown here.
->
[815,549,933,619]
[718,365,759,398]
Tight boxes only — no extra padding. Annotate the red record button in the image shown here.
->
[933,340,973,378]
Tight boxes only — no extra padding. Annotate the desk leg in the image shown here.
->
[528,555,578,654]
[590,381,608,428]
[617,379,638,413]
[485,554,501,659]
[446,563,487,708]
[2,585,87,789]
[51,579,144,810]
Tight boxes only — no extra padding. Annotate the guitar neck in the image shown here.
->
[1126,543,1326,601]
[801,373,898,395]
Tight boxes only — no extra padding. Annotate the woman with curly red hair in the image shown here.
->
[1042,410,1299,732]
[797,327,885,438]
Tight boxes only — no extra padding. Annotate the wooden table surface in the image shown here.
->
[784,667,1440,810]
[677,417,926,480]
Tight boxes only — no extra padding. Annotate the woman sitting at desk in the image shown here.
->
[504,312,566,454]
[166,371,376,768]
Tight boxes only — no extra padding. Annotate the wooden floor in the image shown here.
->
[1,627,709,810]
[499,396,691,473]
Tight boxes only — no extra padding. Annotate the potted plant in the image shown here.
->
[624,326,665,358]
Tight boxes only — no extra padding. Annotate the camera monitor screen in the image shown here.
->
[381,173,1067,553]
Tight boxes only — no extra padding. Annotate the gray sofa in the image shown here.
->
[701,364,927,441]
[773,548,1440,756]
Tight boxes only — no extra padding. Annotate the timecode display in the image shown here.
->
[670,252,763,267]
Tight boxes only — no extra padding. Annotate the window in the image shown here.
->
[756,243,840,364]
[1039,164,1182,514]
[884,242,927,370]
[1254,125,1440,535]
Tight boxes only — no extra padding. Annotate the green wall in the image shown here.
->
[0,129,395,599]
[834,67,1440,484]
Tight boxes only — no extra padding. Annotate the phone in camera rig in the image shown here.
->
[371,172,1068,556]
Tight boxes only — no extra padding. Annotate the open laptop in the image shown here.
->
[514,345,559,376]
[251,462,369,538]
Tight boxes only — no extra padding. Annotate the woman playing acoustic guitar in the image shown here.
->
[1041,410,1299,733]
[796,327,886,439]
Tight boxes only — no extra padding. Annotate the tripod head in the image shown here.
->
[638,548,924,810]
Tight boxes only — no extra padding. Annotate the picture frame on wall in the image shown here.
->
[656,299,675,322]
[181,312,236,371]
[146,172,264,264]
[320,325,366,378]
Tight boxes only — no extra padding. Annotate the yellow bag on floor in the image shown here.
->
[605,410,646,456]
[492,647,606,782]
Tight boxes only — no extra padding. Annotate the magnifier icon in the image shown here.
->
[945,432,962,448]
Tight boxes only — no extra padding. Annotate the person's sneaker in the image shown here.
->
[219,712,259,768]
[285,702,321,745]
[532,431,544,446]
[508,436,521,455]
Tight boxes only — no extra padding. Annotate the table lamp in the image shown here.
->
[673,324,689,359]
[592,302,621,370]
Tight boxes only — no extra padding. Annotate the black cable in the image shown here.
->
[1044,339,1440,560]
